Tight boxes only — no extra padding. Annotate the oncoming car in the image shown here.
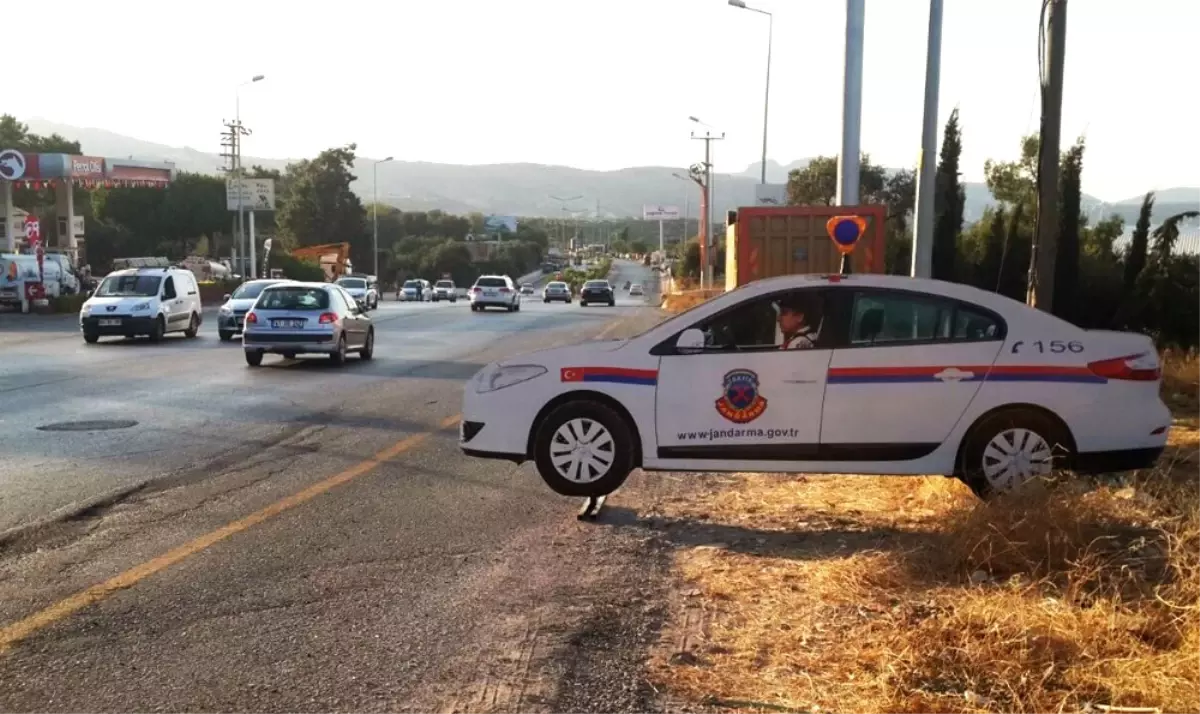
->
[401,279,432,302]
[543,281,571,303]
[242,282,374,367]
[217,279,289,341]
[459,273,1170,501]
[335,276,378,310]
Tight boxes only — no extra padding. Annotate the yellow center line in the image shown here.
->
[0,415,463,655]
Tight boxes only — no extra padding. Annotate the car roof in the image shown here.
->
[263,281,333,290]
[104,267,190,278]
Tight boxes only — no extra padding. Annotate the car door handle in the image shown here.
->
[934,367,974,382]
[784,373,817,384]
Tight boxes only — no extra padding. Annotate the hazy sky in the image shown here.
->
[10,0,1197,201]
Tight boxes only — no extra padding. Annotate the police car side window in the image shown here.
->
[848,291,1000,346]
[698,289,823,350]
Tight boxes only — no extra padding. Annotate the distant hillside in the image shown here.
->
[24,117,1186,224]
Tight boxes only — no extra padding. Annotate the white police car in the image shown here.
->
[459,273,1170,500]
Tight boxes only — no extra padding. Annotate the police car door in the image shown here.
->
[653,288,832,465]
[820,287,1005,460]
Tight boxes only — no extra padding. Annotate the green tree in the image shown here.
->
[1122,192,1154,291]
[1082,214,1123,262]
[997,202,1030,301]
[1052,138,1085,321]
[274,145,367,265]
[977,205,1007,291]
[0,115,81,153]
[932,108,965,281]
[629,239,649,254]
[786,155,888,206]
[984,134,1039,206]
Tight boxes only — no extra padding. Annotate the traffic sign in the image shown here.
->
[825,215,867,255]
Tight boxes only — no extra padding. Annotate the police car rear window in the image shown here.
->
[258,287,330,310]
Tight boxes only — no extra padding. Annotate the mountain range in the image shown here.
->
[24,118,1199,227]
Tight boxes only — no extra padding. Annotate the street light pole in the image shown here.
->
[836,0,865,206]
[372,156,393,279]
[690,117,724,289]
[729,0,773,185]
[910,0,943,279]
[235,74,264,278]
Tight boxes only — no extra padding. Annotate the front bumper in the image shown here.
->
[433,291,456,300]
[243,330,336,354]
[217,312,248,332]
[81,314,157,336]
[459,381,541,460]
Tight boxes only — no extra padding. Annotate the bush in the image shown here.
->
[270,252,327,282]
[51,293,88,314]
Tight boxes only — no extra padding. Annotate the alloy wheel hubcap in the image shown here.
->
[550,418,615,484]
[982,427,1054,491]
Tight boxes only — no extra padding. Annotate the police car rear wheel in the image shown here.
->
[959,409,1069,499]
[534,401,634,498]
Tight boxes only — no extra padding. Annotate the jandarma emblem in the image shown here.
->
[715,369,768,424]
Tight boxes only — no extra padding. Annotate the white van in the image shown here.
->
[80,266,203,343]
[0,253,71,307]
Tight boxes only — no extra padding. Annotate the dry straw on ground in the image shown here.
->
[649,353,1199,714]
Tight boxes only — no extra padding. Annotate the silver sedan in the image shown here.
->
[242,283,374,367]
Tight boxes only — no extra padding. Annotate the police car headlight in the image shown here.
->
[132,301,151,311]
[477,364,547,393]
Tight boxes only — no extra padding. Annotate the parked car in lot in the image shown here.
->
[242,282,373,367]
[335,276,378,310]
[433,279,457,302]
[543,281,571,303]
[459,273,1170,502]
[401,279,432,302]
[80,266,203,343]
[218,278,289,341]
[579,280,615,307]
[470,275,520,312]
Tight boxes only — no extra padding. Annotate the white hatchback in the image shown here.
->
[459,273,1170,500]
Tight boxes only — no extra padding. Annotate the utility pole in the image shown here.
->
[691,131,724,288]
[550,194,583,251]
[219,120,248,272]
[910,0,943,278]
[1029,0,1068,311]
[836,0,865,206]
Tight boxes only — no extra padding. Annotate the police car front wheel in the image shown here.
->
[533,401,635,498]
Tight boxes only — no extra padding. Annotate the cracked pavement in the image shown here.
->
[0,261,677,712]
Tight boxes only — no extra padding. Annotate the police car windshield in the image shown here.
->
[258,287,331,310]
[231,281,276,300]
[96,275,160,298]
[337,278,367,289]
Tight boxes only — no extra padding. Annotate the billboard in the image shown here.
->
[225,178,276,211]
[483,215,518,234]
[754,183,788,206]
[643,204,681,220]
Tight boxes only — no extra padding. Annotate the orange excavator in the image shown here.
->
[289,243,353,281]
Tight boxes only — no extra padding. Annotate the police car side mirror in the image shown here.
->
[675,328,706,352]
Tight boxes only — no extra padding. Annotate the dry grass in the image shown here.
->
[648,354,1200,714]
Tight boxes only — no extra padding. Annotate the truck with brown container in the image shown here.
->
[723,204,887,290]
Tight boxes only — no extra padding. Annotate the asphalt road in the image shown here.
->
[0,260,673,712]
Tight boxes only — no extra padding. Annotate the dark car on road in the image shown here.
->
[579,279,615,307]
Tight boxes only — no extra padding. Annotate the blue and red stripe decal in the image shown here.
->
[561,366,658,386]
[827,364,1106,385]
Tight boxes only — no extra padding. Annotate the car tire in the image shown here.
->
[580,301,587,307]
[245,350,264,367]
[83,332,99,344]
[533,400,636,498]
[360,329,375,360]
[329,335,347,365]
[184,313,200,338]
[544,298,550,303]
[148,316,166,343]
[957,408,1072,500]
[608,300,615,307]
[514,302,521,312]
[218,330,234,342]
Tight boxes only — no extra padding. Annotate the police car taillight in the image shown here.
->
[1087,353,1161,381]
